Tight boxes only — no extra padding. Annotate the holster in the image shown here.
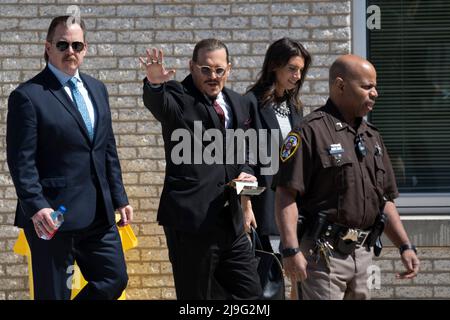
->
[365,212,388,257]
[336,237,357,255]
[297,214,307,242]
[307,211,328,241]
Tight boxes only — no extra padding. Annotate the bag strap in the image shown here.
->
[250,227,264,253]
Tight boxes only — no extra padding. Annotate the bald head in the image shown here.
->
[329,55,376,87]
[328,54,378,125]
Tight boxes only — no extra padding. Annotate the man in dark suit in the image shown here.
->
[6,16,133,300]
[140,39,261,299]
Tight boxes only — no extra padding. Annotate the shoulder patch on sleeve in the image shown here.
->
[280,132,301,162]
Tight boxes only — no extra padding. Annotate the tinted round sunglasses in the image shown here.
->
[54,41,85,52]
[194,64,227,78]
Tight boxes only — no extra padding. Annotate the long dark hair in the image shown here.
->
[248,38,311,110]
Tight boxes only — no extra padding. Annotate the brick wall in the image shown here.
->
[1,0,447,300]
[372,247,450,299]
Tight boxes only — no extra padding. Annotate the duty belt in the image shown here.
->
[321,222,371,247]
[302,211,387,268]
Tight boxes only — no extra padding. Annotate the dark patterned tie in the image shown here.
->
[213,100,225,127]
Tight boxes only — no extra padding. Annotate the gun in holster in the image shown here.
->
[307,211,328,241]
[365,212,388,257]
[297,214,307,242]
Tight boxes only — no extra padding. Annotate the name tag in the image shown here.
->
[328,143,345,165]
[329,143,344,155]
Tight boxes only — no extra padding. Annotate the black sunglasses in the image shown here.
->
[55,41,85,52]
[355,134,367,159]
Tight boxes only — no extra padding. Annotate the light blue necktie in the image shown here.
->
[68,77,94,140]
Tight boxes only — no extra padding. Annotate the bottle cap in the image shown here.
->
[58,205,67,214]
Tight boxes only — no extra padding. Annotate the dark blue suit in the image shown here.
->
[7,66,129,299]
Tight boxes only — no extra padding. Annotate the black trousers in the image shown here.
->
[164,208,262,300]
[24,194,128,300]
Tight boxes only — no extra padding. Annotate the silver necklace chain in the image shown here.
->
[273,100,290,118]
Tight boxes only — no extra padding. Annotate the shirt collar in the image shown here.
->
[214,92,225,105]
[47,63,81,86]
[325,99,368,133]
[204,91,226,106]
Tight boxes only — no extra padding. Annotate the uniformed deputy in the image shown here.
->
[274,54,420,300]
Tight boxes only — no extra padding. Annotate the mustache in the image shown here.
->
[64,55,77,61]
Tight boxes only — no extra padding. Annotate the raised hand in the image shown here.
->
[139,48,176,84]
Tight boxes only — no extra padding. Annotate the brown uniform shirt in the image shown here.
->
[274,99,399,229]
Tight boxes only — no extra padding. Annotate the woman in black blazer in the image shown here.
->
[244,38,312,253]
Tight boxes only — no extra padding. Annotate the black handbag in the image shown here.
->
[251,228,285,300]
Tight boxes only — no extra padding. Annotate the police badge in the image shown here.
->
[280,132,301,162]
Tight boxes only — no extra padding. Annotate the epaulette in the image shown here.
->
[303,110,326,123]
[365,120,379,131]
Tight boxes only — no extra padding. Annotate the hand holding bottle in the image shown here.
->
[32,206,67,240]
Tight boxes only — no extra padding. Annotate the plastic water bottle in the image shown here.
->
[40,205,67,240]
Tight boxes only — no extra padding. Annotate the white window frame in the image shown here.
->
[352,0,450,214]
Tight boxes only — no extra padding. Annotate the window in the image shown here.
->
[362,0,450,212]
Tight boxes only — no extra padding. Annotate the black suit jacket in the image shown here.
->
[143,75,253,234]
[246,89,302,236]
[7,67,129,231]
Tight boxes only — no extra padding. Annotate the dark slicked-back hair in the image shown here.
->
[44,15,86,62]
[192,38,230,64]
[247,38,311,110]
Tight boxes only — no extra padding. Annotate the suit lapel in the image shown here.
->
[223,88,241,129]
[182,75,224,132]
[260,105,280,130]
[260,104,284,145]
[45,68,92,144]
[260,101,302,145]
[204,99,224,132]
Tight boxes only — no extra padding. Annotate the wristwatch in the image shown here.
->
[399,244,417,255]
[281,247,301,258]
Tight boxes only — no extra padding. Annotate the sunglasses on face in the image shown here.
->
[54,41,85,53]
[194,64,227,78]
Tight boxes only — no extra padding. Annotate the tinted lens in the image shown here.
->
[55,41,85,52]
[71,42,85,52]
[215,68,226,77]
[200,66,212,76]
[55,41,69,51]
[198,65,226,77]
